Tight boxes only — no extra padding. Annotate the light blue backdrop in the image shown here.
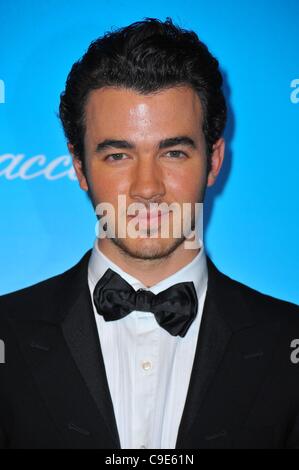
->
[0,0,298,303]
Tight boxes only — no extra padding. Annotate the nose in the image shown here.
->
[129,157,166,202]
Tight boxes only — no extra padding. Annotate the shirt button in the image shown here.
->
[142,361,152,371]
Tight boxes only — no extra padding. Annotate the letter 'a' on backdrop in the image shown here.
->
[0,0,298,304]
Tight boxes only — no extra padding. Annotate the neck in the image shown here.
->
[98,239,200,287]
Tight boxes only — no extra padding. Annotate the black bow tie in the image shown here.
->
[93,268,198,338]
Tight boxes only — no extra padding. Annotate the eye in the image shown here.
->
[105,153,128,162]
[165,150,187,159]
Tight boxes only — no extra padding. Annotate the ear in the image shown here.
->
[68,143,89,192]
[207,138,225,187]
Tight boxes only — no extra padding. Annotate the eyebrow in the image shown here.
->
[95,136,197,153]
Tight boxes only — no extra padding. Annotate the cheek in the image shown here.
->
[87,166,130,202]
[166,166,206,201]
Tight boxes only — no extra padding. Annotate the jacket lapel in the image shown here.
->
[176,256,233,447]
[176,255,281,448]
[61,279,121,448]
[8,250,121,449]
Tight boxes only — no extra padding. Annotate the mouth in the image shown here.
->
[128,211,169,223]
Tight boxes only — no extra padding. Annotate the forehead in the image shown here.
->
[84,85,203,142]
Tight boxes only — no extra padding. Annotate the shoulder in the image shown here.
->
[0,249,92,324]
[227,273,299,325]
[207,256,299,327]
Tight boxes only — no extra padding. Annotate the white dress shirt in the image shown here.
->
[88,239,208,449]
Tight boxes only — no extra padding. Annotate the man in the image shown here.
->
[0,18,299,450]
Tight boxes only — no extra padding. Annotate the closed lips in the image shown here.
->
[131,211,169,220]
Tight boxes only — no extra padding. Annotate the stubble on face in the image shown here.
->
[82,85,208,269]
[112,219,192,264]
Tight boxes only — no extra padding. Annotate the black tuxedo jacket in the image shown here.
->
[0,250,299,449]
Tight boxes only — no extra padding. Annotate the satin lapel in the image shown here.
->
[8,250,120,449]
[176,255,282,448]
[176,267,233,448]
[61,281,121,448]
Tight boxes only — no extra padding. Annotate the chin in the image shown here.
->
[112,236,184,261]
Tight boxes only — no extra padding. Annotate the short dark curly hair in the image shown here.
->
[59,17,227,174]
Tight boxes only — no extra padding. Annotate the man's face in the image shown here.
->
[72,85,224,260]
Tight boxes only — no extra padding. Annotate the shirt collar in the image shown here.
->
[88,239,208,301]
